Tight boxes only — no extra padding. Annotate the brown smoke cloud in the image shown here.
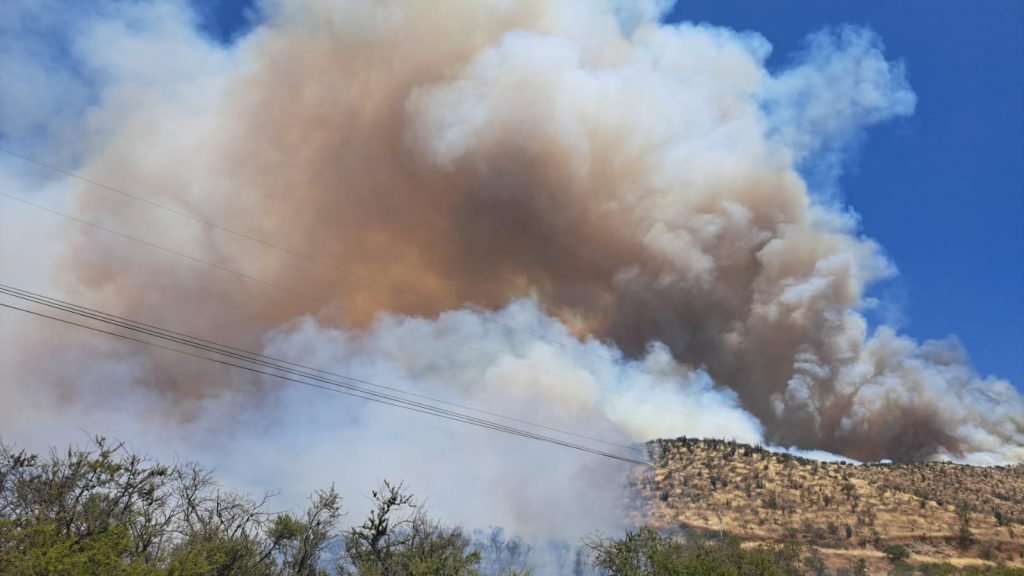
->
[2,0,1021,468]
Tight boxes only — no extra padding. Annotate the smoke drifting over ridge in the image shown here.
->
[0,0,1021,523]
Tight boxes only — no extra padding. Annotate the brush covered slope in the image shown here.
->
[634,438,1024,568]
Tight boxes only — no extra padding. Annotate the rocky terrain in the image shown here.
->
[634,438,1024,571]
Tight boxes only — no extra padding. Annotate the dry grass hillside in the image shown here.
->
[632,438,1024,570]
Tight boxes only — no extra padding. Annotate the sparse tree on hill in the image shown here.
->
[956,500,974,550]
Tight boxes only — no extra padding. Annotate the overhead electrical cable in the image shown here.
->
[0,289,664,470]
[0,282,644,455]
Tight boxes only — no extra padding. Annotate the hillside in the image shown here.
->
[633,438,1024,570]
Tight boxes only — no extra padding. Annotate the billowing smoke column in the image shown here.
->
[0,0,1022,539]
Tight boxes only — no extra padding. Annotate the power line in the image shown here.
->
[0,188,754,438]
[0,287,664,470]
[0,282,644,456]
[0,148,754,438]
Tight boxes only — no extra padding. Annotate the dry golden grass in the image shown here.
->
[631,438,1024,567]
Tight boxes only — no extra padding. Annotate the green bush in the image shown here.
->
[882,544,910,563]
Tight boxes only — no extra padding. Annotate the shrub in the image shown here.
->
[882,544,910,563]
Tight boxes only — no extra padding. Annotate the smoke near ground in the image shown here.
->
[1,0,1022,548]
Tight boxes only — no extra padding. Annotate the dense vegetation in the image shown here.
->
[2,438,1022,575]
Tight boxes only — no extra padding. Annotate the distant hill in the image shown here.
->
[633,438,1024,571]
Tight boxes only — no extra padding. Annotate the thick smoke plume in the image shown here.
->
[1,0,1022,543]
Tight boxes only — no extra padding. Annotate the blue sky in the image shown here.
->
[197,0,1023,391]
[667,1,1024,389]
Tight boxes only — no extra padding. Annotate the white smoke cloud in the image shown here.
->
[764,25,917,164]
[256,300,764,535]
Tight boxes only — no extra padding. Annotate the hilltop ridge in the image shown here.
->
[633,437,1024,569]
